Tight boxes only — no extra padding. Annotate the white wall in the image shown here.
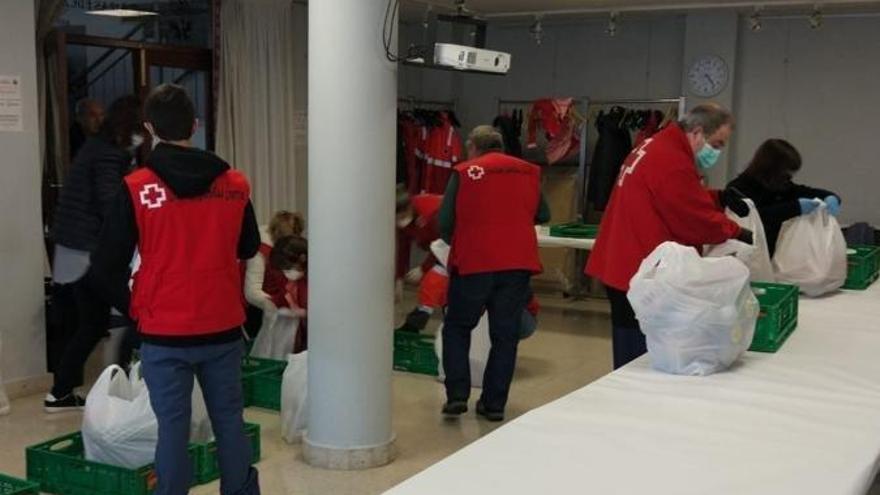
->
[0,1,48,386]
[732,15,880,226]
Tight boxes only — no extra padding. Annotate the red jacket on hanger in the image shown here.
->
[421,112,463,194]
[585,123,741,291]
[527,98,580,165]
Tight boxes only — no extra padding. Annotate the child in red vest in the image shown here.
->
[243,211,305,337]
[269,236,308,353]
[89,84,261,494]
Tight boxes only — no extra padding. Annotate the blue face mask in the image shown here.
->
[696,142,722,170]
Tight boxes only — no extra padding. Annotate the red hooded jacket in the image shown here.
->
[585,124,741,291]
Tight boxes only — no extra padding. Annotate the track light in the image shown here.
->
[607,11,618,37]
[529,15,545,46]
[809,5,823,29]
[749,6,763,32]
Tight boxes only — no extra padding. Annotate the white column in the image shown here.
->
[305,0,397,469]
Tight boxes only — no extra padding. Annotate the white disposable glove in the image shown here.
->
[290,306,307,319]
[277,307,295,318]
[405,267,425,285]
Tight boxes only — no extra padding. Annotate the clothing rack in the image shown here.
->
[398,97,456,110]
[581,97,686,204]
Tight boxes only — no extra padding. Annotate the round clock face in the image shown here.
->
[687,55,729,97]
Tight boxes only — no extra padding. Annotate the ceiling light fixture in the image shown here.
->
[809,5,823,29]
[86,8,158,18]
[607,11,618,37]
[529,15,545,46]
[749,6,763,32]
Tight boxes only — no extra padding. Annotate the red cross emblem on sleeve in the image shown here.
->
[467,165,485,181]
[139,183,168,209]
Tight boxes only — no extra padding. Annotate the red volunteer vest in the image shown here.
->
[126,167,249,336]
[449,152,542,275]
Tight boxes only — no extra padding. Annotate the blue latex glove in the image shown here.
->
[825,195,841,216]
[799,198,821,215]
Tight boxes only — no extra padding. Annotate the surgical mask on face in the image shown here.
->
[284,269,304,281]
[397,215,414,229]
[696,142,722,170]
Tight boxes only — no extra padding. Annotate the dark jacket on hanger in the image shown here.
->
[52,136,133,252]
[726,172,838,256]
[587,107,632,212]
[493,115,523,157]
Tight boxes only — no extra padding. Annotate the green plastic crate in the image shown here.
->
[194,422,261,484]
[393,331,438,376]
[0,474,39,495]
[26,432,198,495]
[750,282,799,353]
[548,223,599,239]
[241,357,287,409]
[843,245,880,290]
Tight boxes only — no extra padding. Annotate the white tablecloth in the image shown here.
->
[386,284,880,495]
[536,226,595,251]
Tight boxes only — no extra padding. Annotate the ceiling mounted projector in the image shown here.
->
[433,43,511,75]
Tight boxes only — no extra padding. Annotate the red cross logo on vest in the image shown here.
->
[139,183,168,209]
[467,165,485,181]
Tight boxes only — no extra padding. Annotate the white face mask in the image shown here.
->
[284,269,304,281]
[131,133,144,148]
[397,215,414,229]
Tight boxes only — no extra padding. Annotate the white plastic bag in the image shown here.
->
[83,365,158,468]
[773,203,847,297]
[434,316,492,388]
[281,351,308,444]
[628,242,758,376]
[0,335,10,416]
[250,311,299,360]
[706,199,775,282]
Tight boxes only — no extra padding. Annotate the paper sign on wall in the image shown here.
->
[0,75,23,132]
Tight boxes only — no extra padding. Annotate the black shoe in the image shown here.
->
[476,400,504,422]
[404,309,431,331]
[44,393,86,413]
[442,400,468,418]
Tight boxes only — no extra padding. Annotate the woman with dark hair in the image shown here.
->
[47,95,145,412]
[726,139,841,256]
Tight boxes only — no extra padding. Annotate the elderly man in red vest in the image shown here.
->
[90,84,261,494]
[439,125,550,422]
[585,103,752,370]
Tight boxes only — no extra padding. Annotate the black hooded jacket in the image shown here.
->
[90,143,260,346]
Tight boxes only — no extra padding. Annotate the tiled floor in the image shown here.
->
[0,292,614,494]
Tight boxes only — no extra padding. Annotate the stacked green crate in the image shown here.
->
[393,331,438,376]
[750,282,799,353]
[241,357,287,409]
[0,474,39,495]
[843,245,880,290]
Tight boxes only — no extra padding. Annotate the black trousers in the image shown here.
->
[606,287,647,369]
[443,270,531,412]
[52,269,110,397]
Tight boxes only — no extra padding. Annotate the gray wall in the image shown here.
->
[0,1,48,385]
[404,12,880,225]
[454,16,686,132]
[732,15,880,226]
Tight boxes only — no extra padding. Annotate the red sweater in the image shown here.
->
[396,194,443,279]
[585,124,741,291]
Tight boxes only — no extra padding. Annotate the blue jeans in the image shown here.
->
[141,340,260,495]
[443,270,531,412]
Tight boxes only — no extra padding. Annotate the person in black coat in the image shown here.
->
[46,95,145,412]
[725,139,841,256]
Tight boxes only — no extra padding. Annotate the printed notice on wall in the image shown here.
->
[0,75,24,132]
